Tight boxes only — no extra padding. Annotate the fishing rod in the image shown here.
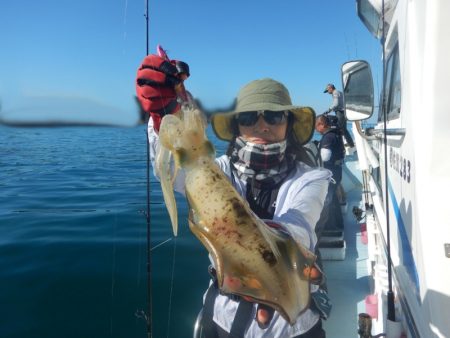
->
[145,0,149,56]
[143,0,152,337]
[380,0,396,322]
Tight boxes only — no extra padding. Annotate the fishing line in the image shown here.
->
[165,237,178,338]
[107,127,125,337]
[144,32,187,338]
[149,225,191,252]
[140,2,186,335]
[141,1,183,336]
[144,127,153,338]
[344,33,351,59]
[142,0,153,336]
[136,210,144,284]
[123,0,128,42]
[110,213,118,337]
[150,237,173,251]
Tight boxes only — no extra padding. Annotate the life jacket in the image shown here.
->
[318,128,345,168]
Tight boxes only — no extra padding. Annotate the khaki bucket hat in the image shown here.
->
[211,78,315,146]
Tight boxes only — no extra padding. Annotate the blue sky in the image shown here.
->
[0,0,381,126]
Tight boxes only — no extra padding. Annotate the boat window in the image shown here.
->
[380,43,401,121]
[388,44,401,118]
[357,0,387,40]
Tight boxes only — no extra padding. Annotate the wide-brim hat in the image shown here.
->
[211,78,315,146]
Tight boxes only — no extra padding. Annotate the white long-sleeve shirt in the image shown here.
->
[212,157,330,337]
[147,118,331,337]
[328,89,344,112]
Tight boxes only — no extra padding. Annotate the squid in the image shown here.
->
[156,106,317,324]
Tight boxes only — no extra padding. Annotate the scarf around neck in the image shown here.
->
[230,136,294,187]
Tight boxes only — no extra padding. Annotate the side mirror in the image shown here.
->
[341,60,374,121]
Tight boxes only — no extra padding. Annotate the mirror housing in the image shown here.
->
[341,60,374,121]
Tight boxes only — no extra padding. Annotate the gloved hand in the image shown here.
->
[136,54,190,131]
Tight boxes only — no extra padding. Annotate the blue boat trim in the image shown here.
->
[387,181,421,302]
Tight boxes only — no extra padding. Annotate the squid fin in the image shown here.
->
[157,114,185,236]
[156,146,179,236]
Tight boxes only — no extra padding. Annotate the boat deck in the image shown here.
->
[322,154,371,338]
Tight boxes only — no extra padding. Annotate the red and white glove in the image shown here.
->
[135,54,189,131]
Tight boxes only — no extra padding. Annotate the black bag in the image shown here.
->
[327,115,339,128]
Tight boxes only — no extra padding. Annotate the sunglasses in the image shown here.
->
[235,110,289,127]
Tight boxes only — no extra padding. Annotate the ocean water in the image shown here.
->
[0,125,228,338]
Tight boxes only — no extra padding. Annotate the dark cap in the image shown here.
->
[323,83,335,93]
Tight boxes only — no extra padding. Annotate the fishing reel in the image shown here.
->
[352,206,365,222]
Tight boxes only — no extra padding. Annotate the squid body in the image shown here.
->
[156,107,316,324]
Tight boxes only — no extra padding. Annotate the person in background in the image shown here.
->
[314,114,345,235]
[323,83,355,149]
[136,53,332,337]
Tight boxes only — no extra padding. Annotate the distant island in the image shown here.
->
[0,95,139,128]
